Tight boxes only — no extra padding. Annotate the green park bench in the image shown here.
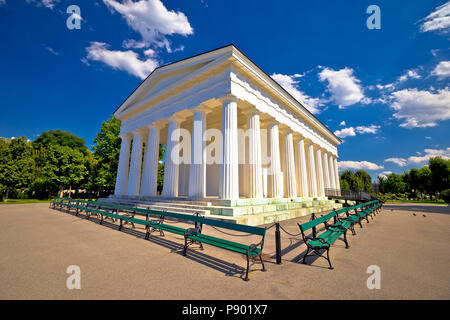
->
[297,200,382,269]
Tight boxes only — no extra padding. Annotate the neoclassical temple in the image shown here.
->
[110,45,341,224]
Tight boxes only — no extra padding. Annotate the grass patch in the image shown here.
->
[0,199,52,205]
[385,199,447,205]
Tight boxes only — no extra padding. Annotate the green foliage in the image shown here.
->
[91,115,122,196]
[429,157,450,197]
[0,137,35,202]
[33,129,89,155]
[441,189,450,204]
[339,169,373,193]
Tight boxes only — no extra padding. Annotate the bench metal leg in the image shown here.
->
[343,230,349,249]
[244,255,250,281]
[326,248,333,270]
[302,247,310,264]
[259,254,266,272]
[350,224,356,236]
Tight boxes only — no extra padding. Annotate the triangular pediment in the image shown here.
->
[114,45,234,118]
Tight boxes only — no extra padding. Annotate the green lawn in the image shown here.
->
[0,199,52,205]
[385,199,447,205]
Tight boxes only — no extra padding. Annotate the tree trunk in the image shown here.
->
[4,188,9,202]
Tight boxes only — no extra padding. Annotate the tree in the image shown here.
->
[418,166,432,199]
[0,137,35,201]
[384,173,406,194]
[355,169,373,193]
[428,157,450,198]
[91,116,122,196]
[33,129,89,155]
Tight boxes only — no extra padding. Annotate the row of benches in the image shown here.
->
[51,197,383,278]
[51,198,266,281]
[298,200,383,269]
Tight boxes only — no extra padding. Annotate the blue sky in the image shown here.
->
[0,0,449,180]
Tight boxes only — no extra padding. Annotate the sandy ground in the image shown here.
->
[0,202,449,300]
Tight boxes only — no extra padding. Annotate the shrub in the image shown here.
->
[441,189,450,204]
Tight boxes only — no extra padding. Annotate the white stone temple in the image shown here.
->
[107,45,343,225]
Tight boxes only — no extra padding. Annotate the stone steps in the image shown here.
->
[98,198,211,215]
[204,203,344,226]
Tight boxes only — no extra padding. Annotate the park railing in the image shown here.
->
[325,188,373,202]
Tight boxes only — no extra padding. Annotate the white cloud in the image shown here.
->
[378,171,393,179]
[84,42,158,79]
[338,161,384,171]
[334,127,355,139]
[26,0,58,9]
[398,69,421,82]
[339,120,346,126]
[334,125,380,139]
[271,73,321,114]
[420,1,450,33]
[407,147,450,164]
[355,125,380,134]
[389,88,450,128]
[46,46,59,56]
[318,67,368,108]
[384,158,407,167]
[103,0,193,51]
[0,0,6,6]
[432,61,450,79]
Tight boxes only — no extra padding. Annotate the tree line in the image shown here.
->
[339,157,450,203]
[0,116,165,202]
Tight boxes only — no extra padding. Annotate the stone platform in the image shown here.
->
[99,195,344,226]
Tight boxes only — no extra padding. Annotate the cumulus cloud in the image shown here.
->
[334,125,380,139]
[389,88,450,128]
[378,171,393,179]
[83,42,158,79]
[318,67,369,108]
[432,61,450,79]
[384,158,407,167]
[338,161,384,171]
[339,120,346,126]
[271,73,321,114]
[103,0,193,51]
[26,0,58,9]
[334,127,355,139]
[398,69,421,82]
[419,1,450,33]
[407,147,450,164]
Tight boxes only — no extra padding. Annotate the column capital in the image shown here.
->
[145,120,165,130]
[119,132,133,140]
[219,94,239,104]
[132,127,147,136]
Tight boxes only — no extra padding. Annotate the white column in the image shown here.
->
[315,147,325,197]
[140,126,160,197]
[328,154,336,189]
[126,129,145,196]
[296,138,309,197]
[322,151,330,190]
[307,142,318,198]
[268,122,283,198]
[334,157,341,190]
[284,131,297,198]
[162,119,180,197]
[248,112,263,199]
[188,111,206,198]
[114,133,132,196]
[219,98,239,200]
